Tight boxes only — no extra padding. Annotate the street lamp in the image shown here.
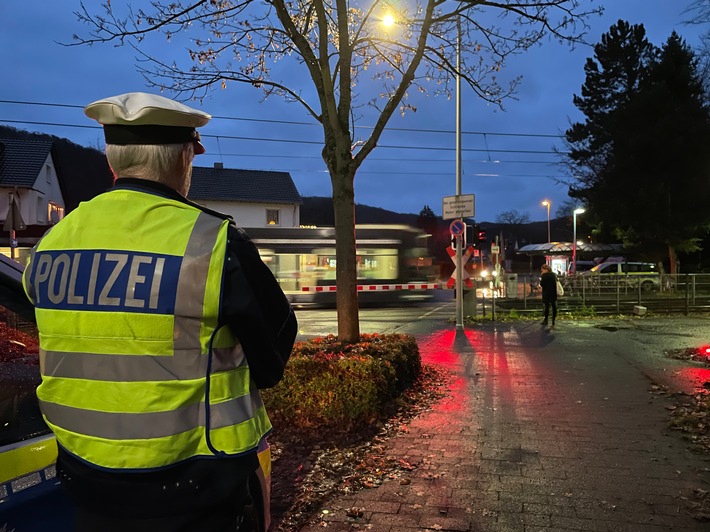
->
[541,200,551,243]
[454,15,464,329]
[572,207,586,274]
[384,11,466,327]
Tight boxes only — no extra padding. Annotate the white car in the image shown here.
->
[583,261,661,291]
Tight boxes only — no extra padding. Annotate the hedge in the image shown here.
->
[262,333,421,429]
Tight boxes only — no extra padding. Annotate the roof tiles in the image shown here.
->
[0,138,54,187]
[189,166,302,205]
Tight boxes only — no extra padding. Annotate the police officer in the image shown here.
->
[22,92,297,531]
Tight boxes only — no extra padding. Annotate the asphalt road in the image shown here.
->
[295,301,454,340]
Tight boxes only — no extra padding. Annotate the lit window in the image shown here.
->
[48,202,64,224]
[266,209,280,226]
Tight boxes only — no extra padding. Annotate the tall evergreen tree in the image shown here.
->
[416,205,449,269]
[566,20,656,206]
[417,205,438,233]
[565,22,710,272]
[613,32,710,271]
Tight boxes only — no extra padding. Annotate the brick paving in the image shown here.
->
[298,318,710,531]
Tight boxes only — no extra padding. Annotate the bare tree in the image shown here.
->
[72,0,600,341]
[496,208,531,246]
[495,209,531,225]
[684,0,710,94]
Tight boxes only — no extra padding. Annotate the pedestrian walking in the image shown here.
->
[539,263,558,328]
[21,92,297,532]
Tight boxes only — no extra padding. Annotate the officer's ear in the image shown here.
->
[182,142,195,166]
[173,143,194,196]
[175,143,194,177]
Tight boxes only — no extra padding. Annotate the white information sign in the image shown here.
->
[442,194,475,219]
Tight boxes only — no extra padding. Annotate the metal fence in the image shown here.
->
[499,273,710,315]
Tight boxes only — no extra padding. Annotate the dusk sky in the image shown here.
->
[1,1,705,223]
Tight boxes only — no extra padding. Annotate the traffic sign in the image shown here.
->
[491,244,500,255]
[3,196,26,232]
[446,246,474,288]
[442,194,475,220]
[449,219,466,236]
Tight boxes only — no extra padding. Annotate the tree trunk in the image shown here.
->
[668,244,678,275]
[332,170,360,342]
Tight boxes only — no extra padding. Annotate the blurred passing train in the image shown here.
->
[246,224,439,306]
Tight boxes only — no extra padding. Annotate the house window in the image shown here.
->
[48,202,64,224]
[266,209,280,226]
[46,164,52,184]
[37,197,45,223]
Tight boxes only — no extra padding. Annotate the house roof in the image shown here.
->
[518,242,623,255]
[189,166,302,205]
[0,138,54,188]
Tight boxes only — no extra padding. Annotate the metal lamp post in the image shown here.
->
[454,15,464,329]
[542,200,551,243]
[385,11,466,327]
[572,207,585,274]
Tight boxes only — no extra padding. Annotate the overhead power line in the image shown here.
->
[0,119,568,156]
[0,98,565,139]
[0,99,572,181]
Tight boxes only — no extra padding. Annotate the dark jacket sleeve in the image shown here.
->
[220,225,297,389]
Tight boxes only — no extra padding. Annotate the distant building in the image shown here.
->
[0,138,66,262]
[189,163,303,227]
[0,139,304,263]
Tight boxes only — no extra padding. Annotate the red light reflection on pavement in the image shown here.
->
[415,325,551,432]
[416,329,482,416]
[673,366,710,390]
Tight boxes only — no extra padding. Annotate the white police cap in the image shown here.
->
[84,92,211,154]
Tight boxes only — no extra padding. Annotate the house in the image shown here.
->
[0,138,66,263]
[0,132,304,264]
[189,163,303,227]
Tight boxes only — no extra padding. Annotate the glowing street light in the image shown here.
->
[541,200,551,243]
[572,207,586,274]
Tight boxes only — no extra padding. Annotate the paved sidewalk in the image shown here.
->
[298,318,710,531]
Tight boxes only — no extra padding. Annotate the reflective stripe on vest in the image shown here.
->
[23,189,271,470]
[40,345,247,381]
[39,388,265,440]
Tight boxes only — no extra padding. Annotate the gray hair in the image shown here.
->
[105,143,194,191]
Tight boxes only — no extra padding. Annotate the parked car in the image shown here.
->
[1,359,273,532]
[569,260,597,273]
[582,261,661,291]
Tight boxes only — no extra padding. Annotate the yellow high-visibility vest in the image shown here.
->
[22,187,271,470]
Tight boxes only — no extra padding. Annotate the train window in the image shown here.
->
[246,225,437,304]
[356,249,398,280]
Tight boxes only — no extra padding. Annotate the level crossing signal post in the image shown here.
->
[448,219,477,328]
[443,195,476,329]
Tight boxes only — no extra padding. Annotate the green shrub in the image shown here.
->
[573,305,597,318]
[262,333,421,429]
